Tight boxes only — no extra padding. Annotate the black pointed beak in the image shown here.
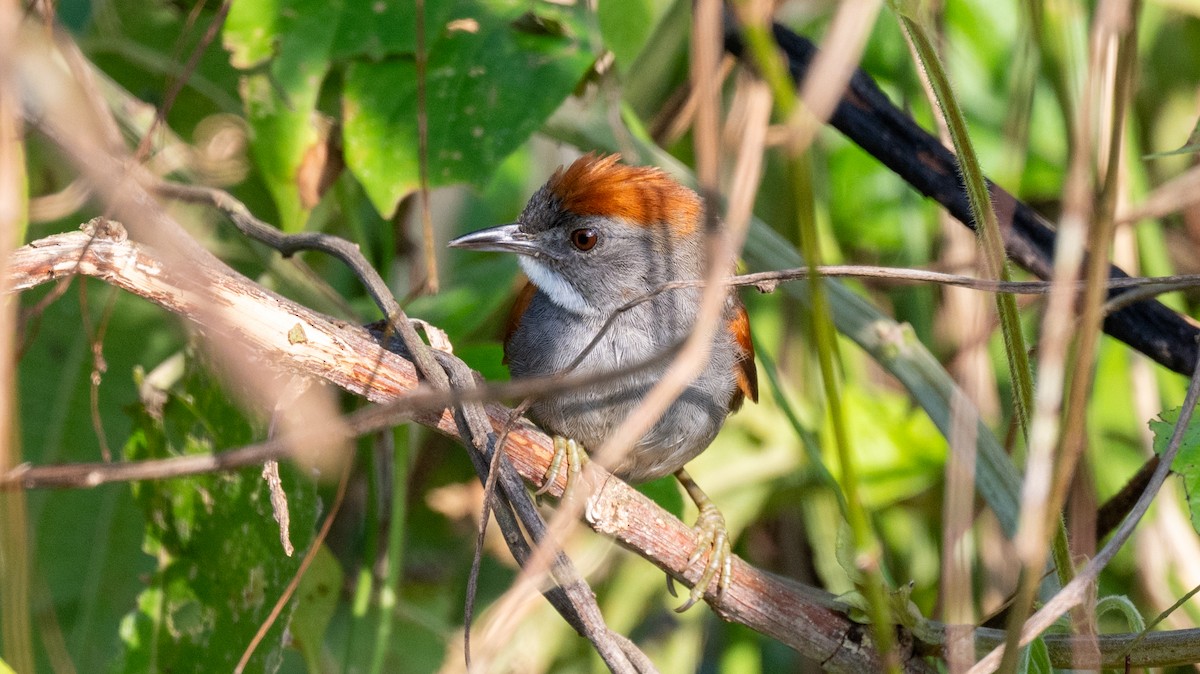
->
[448,223,539,256]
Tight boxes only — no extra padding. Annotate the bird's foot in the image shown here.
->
[671,469,732,612]
[535,436,584,501]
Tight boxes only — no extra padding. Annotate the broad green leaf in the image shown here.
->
[114,365,321,674]
[330,0,455,60]
[597,0,673,73]
[1145,114,1200,158]
[224,0,340,231]
[1151,405,1200,534]
[342,0,594,218]
[223,0,277,69]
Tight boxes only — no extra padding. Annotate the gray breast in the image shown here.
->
[505,290,738,483]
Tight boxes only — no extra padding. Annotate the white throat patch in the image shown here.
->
[518,257,592,315]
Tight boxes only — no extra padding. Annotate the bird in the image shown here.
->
[448,152,757,611]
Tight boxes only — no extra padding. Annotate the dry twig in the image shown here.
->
[7,226,916,671]
[11,226,1200,669]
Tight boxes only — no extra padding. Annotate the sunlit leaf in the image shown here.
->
[1151,404,1200,534]
[224,0,340,231]
[341,0,594,218]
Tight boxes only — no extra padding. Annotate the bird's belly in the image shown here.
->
[509,320,732,483]
[526,379,726,483]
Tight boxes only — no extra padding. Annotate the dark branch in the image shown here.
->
[724,20,1200,376]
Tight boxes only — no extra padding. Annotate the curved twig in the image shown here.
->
[6,227,915,671]
[11,229,1200,669]
[9,222,647,671]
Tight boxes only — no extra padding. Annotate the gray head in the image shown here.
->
[448,153,708,315]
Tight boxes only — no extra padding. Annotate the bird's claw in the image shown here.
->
[535,436,584,500]
[675,500,732,612]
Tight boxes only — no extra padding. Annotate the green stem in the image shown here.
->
[895,17,1085,669]
[369,427,412,674]
[796,151,900,673]
[737,14,899,671]
[897,16,1035,443]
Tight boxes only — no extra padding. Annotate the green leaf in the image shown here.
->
[114,364,321,674]
[1145,115,1200,158]
[290,544,343,671]
[223,0,277,69]
[597,0,673,73]
[18,284,175,669]
[330,0,454,60]
[1016,637,1052,674]
[224,0,341,231]
[1151,404,1200,534]
[342,0,594,218]
[1096,594,1147,632]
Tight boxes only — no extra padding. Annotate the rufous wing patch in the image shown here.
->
[728,301,758,412]
[547,153,702,236]
[503,280,538,365]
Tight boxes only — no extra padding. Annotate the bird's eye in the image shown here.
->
[570,228,598,251]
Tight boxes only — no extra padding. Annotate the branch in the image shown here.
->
[724,19,1200,377]
[11,226,1200,669]
[11,25,651,669]
[6,226,913,671]
[969,342,1200,673]
[10,220,647,671]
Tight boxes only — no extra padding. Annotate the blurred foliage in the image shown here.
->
[9,0,1200,671]
[115,365,321,674]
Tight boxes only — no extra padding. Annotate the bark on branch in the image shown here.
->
[10,227,1200,670]
[6,225,915,672]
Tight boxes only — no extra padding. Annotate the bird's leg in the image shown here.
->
[535,435,585,499]
[672,468,732,612]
